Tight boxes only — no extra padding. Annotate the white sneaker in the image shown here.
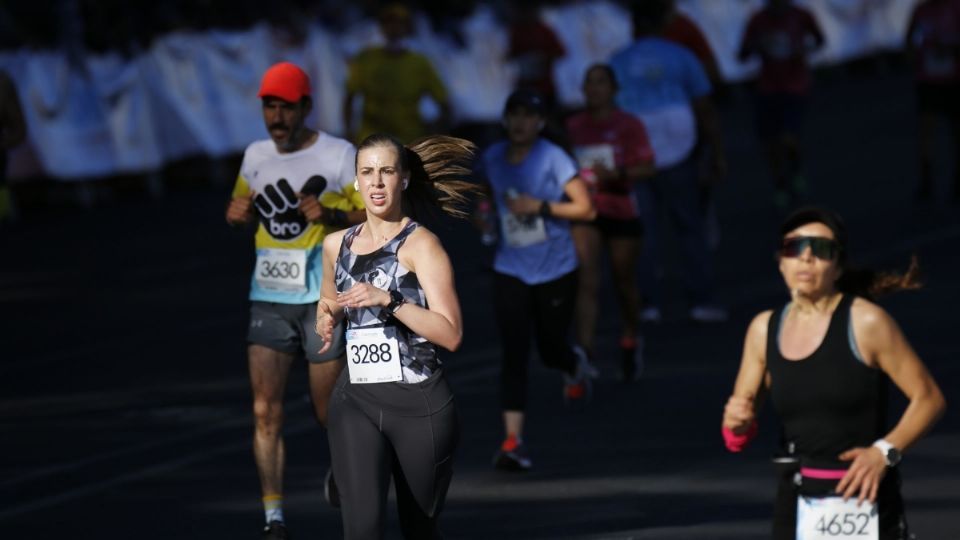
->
[639,306,662,323]
[567,345,599,382]
[689,305,729,323]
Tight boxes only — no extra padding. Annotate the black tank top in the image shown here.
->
[335,220,438,383]
[767,294,887,469]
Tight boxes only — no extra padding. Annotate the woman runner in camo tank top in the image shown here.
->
[315,133,477,539]
[333,220,438,382]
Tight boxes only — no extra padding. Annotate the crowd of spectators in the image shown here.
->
[0,1,597,55]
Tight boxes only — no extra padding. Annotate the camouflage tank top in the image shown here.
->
[334,220,438,383]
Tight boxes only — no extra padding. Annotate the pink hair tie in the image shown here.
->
[722,421,758,453]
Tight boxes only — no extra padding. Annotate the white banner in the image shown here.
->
[2,0,923,181]
[87,52,163,174]
[18,52,114,180]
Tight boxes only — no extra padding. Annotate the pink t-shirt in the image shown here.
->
[566,109,654,220]
[908,0,960,84]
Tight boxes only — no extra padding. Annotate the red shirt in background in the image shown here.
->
[908,0,960,84]
[565,110,654,220]
[508,20,566,101]
[662,12,721,84]
[739,5,825,95]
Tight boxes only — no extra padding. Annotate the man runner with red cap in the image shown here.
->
[226,61,364,539]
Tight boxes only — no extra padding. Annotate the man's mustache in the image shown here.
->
[269,124,289,131]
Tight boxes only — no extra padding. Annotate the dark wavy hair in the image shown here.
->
[780,206,922,300]
[583,63,619,90]
[356,133,480,219]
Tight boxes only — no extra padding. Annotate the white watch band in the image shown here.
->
[872,439,895,465]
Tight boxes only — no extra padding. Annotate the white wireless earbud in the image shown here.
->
[353,179,359,191]
[402,178,409,190]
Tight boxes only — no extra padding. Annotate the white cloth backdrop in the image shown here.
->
[0,0,920,181]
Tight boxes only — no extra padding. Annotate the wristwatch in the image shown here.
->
[386,290,406,314]
[538,199,552,218]
[872,439,902,467]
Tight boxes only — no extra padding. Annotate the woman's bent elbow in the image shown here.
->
[443,331,463,352]
[934,388,947,419]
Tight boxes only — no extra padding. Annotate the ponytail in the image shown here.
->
[837,255,923,300]
[405,135,479,219]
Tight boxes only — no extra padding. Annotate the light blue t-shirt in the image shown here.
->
[610,37,711,113]
[610,37,712,167]
[479,138,579,285]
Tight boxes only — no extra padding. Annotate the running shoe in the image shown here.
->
[493,434,532,471]
[639,306,662,323]
[323,467,340,508]
[689,305,729,323]
[564,346,598,408]
[620,335,644,382]
[572,345,600,378]
[262,520,289,540]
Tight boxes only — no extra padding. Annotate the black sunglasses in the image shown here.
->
[780,236,841,260]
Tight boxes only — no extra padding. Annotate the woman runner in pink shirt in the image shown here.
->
[565,64,655,380]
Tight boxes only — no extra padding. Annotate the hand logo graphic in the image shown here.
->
[252,176,328,240]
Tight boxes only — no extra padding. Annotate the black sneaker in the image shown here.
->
[262,520,289,540]
[323,468,340,508]
[493,435,532,471]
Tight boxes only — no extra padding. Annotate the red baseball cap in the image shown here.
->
[258,62,311,103]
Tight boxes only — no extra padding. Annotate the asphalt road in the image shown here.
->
[1,62,958,539]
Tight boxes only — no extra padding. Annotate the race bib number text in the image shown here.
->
[501,213,548,248]
[574,144,615,170]
[797,496,878,540]
[346,327,402,384]
[255,248,307,292]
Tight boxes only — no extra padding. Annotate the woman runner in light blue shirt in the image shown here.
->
[476,89,597,471]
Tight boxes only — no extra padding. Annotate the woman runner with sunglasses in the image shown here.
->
[721,207,945,539]
[315,133,477,539]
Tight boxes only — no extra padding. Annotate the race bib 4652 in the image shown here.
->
[797,495,879,540]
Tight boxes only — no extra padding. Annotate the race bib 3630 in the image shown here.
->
[254,248,307,292]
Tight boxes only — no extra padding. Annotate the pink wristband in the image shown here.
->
[722,421,758,453]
